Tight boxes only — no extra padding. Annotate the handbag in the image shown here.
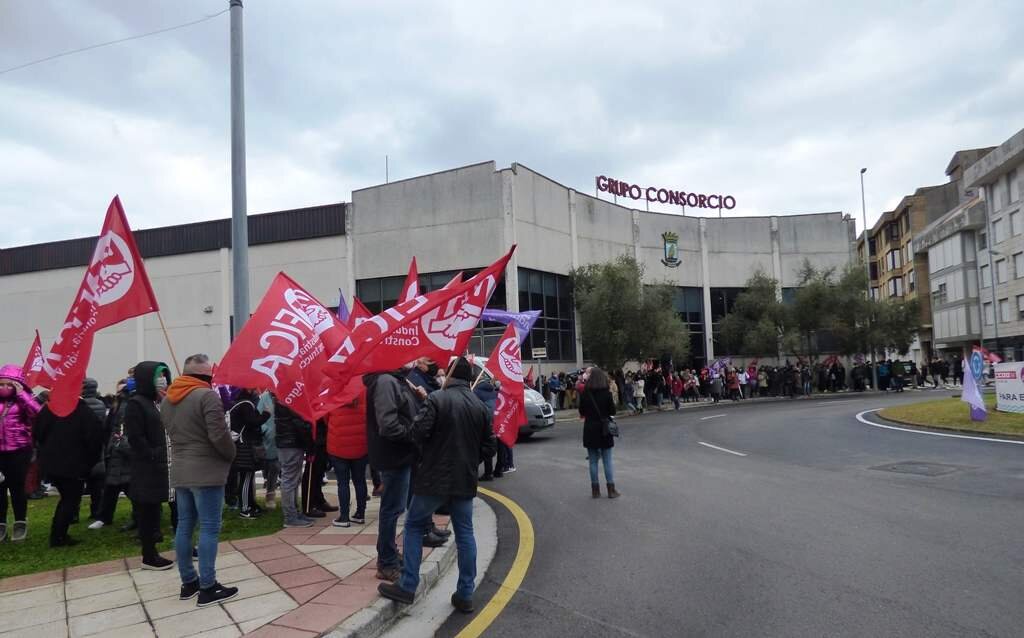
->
[588,392,619,438]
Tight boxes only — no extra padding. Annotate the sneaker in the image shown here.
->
[197,582,239,607]
[332,517,351,528]
[350,513,366,525]
[376,565,402,581]
[423,531,447,548]
[451,593,475,614]
[142,555,174,571]
[179,579,200,600]
[238,510,259,519]
[505,466,517,473]
[283,518,314,528]
[11,521,27,542]
[430,525,451,539]
[87,520,106,530]
[305,508,326,518]
[378,582,414,605]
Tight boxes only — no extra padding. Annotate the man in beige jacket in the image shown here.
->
[162,354,238,608]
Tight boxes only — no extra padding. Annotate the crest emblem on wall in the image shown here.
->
[661,231,681,268]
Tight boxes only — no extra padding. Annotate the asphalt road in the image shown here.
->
[437,391,1024,638]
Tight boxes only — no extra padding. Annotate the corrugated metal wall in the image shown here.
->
[0,203,346,276]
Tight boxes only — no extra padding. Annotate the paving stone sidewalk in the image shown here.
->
[0,492,447,638]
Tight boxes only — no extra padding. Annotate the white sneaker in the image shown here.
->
[88,520,105,530]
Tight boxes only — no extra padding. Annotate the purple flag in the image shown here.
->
[961,356,987,421]
[336,288,350,324]
[481,309,541,343]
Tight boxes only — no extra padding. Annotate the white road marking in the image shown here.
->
[700,414,726,421]
[816,399,857,405]
[855,409,1024,446]
[698,441,748,456]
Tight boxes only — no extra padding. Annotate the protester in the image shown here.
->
[579,367,619,499]
[90,379,135,530]
[257,391,279,509]
[378,356,496,612]
[34,389,104,547]
[125,362,174,570]
[405,358,451,548]
[274,396,315,528]
[326,388,370,527]
[227,389,271,519]
[0,365,41,542]
[474,376,500,481]
[81,378,108,521]
[301,417,337,519]
[365,366,419,581]
[162,354,238,606]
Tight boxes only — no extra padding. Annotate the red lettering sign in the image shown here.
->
[595,175,736,210]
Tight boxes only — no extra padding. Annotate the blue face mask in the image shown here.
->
[125,378,136,393]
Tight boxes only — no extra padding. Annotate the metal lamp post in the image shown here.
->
[861,168,879,391]
[229,0,249,336]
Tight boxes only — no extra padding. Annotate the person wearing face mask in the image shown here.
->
[34,377,105,547]
[0,365,41,542]
[405,358,451,549]
[125,361,174,570]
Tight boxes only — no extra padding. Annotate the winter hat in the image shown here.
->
[451,357,473,382]
[0,365,27,387]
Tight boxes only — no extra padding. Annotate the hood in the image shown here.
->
[0,364,27,387]
[82,377,100,398]
[133,361,171,400]
[166,374,210,404]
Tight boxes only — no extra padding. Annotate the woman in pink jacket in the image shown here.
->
[0,364,41,542]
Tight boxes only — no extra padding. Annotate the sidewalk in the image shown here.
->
[0,491,452,638]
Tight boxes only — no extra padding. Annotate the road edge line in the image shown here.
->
[855,409,1024,446]
[456,487,535,638]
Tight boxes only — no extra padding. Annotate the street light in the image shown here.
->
[860,168,879,391]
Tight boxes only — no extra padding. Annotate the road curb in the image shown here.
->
[324,498,496,638]
[872,409,1024,441]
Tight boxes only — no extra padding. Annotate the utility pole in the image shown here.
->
[229,0,249,336]
[861,168,879,391]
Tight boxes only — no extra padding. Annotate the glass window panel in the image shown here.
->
[529,271,542,295]
[560,332,575,363]
[519,289,531,311]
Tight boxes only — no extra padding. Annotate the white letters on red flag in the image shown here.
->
[22,330,53,389]
[484,324,527,448]
[44,196,159,416]
[400,257,419,303]
[213,272,348,423]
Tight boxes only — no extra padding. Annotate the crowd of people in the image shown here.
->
[0,353,505,613]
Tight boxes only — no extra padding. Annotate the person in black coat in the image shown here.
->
[227,389,270,519]
[34,398,104,547]
[578,367,619,499]
[81,377,109,521]
[125,361,174,570]
[473,379,500,481]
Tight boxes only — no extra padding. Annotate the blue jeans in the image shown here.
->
[329,455,368,520]
[377,467,411,569]
[175,486,225,589]
[400,495,476,599]
[587,448,614,484]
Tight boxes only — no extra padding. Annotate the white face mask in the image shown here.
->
[155,377,168,395]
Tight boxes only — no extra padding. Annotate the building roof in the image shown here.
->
[0,203,346,277]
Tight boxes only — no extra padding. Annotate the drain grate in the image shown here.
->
[870,461,964,477]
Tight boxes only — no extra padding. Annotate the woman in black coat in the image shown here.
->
[578,367,619,499]
[125,361,174,570]
[228,389,270,518]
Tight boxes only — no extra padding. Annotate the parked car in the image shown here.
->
[470,357,555,439]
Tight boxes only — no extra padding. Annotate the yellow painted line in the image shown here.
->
[456,487,535,638]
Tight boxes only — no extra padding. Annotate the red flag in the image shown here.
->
[524,365,535,388]
[213,272,349,423]
[484,324,527,448]
[400,257,419,303]
[43,196,159,416]
[22,330,53,389]
[346,297,374,329]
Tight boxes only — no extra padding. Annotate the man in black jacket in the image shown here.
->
[406,357,452,548]
[81,378,108,521]
[365,368,418,582]
[379,357,496,612]
[274,398,315,528]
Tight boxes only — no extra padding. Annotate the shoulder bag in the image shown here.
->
[588,392,619,438]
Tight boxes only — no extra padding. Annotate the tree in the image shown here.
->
[717,271,786,356]
[571,255,690,370]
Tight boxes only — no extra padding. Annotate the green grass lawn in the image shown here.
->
[879,395,1024,437]
[0,494,282,580]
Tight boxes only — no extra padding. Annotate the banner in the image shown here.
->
[347,297,373,328]
[214,272,348,423]
[994,362,1024,413]
[336,289,349,324]
[400,257,419,303]
[22,330,53,389]
[484,323,527,448]
[43,196,159,416]
[480,309,541,342]
[961,355,987,421]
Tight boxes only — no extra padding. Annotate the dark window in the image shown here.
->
[671,287,706,367]
[518,268,575,362]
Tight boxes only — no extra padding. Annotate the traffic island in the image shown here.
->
[878,396,1024,438]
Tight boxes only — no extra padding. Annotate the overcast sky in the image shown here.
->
[2,1,1022,248]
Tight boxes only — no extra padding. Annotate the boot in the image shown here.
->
[591,483,600,498]
[607,483,621,499]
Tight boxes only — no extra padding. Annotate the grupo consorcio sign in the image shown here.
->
[596,175,736,211]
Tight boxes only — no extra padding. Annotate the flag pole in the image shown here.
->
[440,356,459,390]
[156,311,181,376]
[470,367,488,391]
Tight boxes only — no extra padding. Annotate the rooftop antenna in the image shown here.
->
[386,155,389,184]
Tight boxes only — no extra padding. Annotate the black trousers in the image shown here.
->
[0,448,32,523]
[301,449,327,514]
[98,483,135,525]
[135,501,163,560]
[50,476,84,545]
[237,469,257,514]
[86,474,105,519]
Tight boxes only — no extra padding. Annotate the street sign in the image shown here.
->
[531,347,547,359]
